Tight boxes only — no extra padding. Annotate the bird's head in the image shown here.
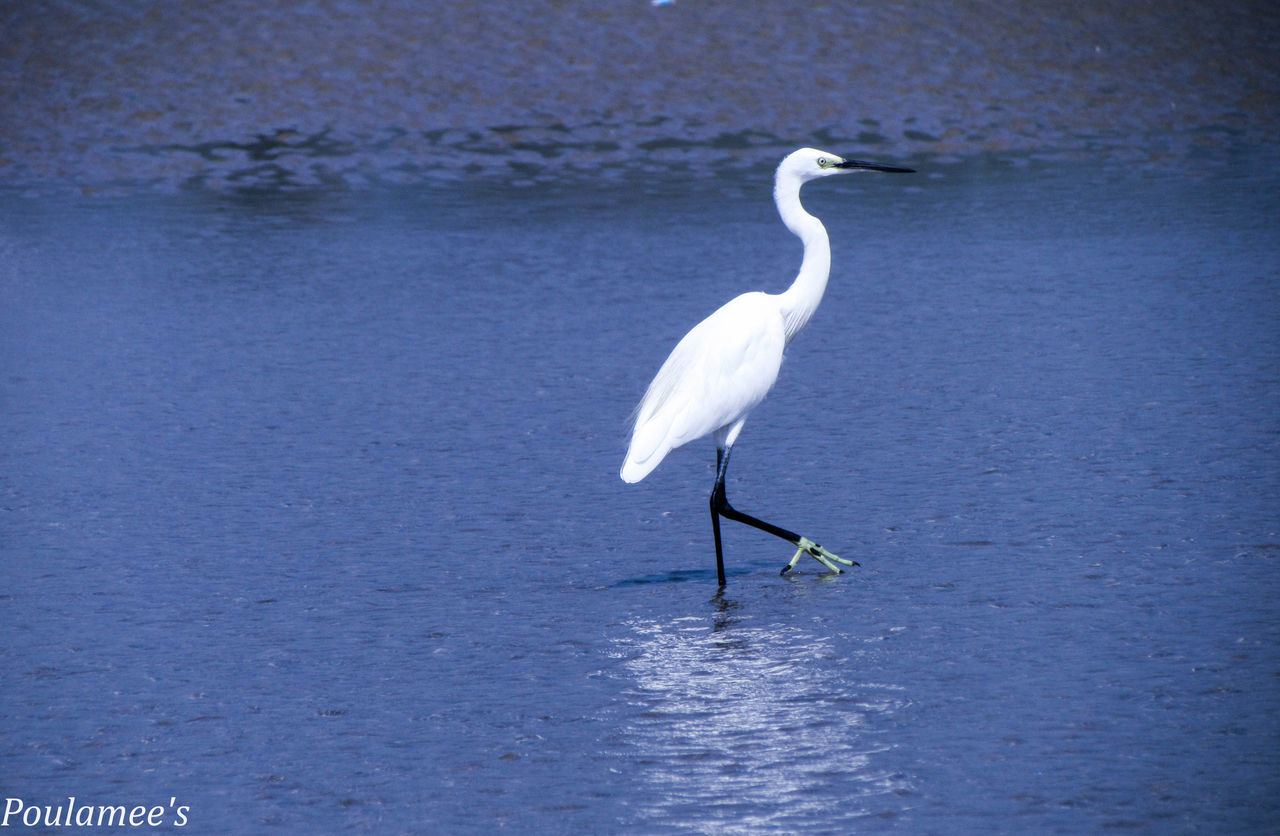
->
[780,147,915,184]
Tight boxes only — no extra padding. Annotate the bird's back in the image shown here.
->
[621,292,786,483]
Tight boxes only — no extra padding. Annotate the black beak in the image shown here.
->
[835,158,915,173]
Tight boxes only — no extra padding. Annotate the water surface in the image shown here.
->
[3,152,1277,831]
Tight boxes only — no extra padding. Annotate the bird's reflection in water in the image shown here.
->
[613,596,912,830]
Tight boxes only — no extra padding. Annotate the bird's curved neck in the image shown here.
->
[774,175,831,343]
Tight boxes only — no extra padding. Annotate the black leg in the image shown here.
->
[710,448,728,587]
[709,446,857,580]
[711,446,801,544]
[710,446,809,585]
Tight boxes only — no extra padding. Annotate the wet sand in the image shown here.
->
[1,1,1277,187]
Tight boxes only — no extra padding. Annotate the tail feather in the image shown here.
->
[620,454,660,484]
[620,409,675,483]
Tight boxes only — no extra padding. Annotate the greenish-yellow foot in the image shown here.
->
[780,536,860,575]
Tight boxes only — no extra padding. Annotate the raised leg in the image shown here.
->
[709,446,858,581]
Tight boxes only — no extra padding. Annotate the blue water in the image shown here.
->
[3,152,1277,831]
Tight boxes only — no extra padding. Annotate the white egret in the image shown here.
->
[621,147,914,585]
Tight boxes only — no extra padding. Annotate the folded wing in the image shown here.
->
[621,292,786,483]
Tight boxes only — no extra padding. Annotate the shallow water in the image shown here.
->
[3,150,1278,831]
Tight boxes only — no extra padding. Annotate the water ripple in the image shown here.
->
[612,613,911,832]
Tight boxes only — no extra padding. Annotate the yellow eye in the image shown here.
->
[817,157,829,168]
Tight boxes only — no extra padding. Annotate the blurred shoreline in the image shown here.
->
[1,0,1276,190]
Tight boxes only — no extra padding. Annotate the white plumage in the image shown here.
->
[621,292,784,483]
